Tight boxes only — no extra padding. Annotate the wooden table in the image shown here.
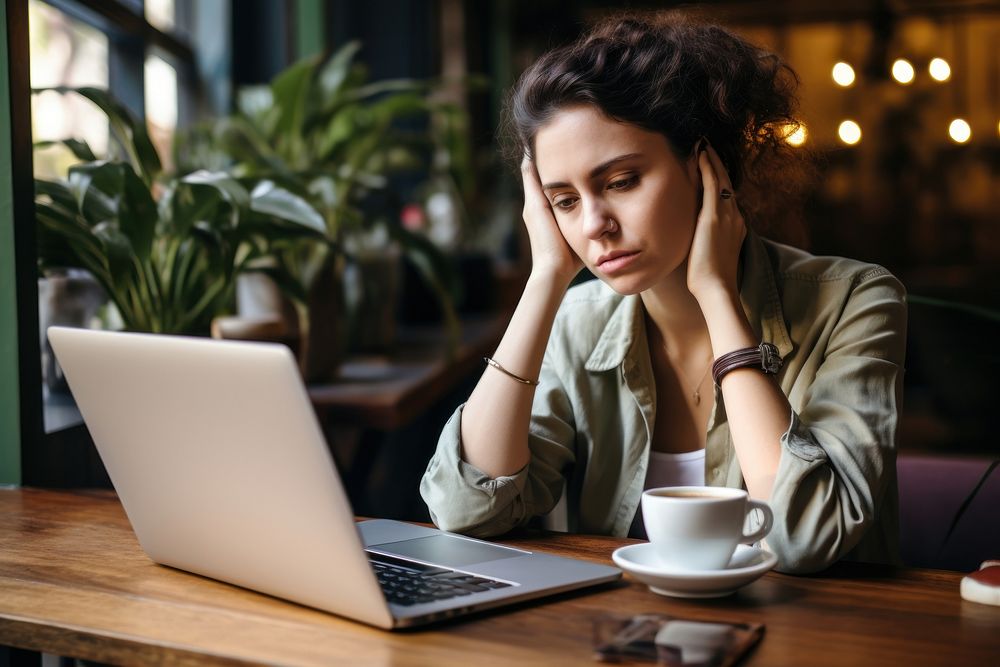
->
[1,489,997,666]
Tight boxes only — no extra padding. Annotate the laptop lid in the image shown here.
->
[48,327,620,629]
[49,326,394,628]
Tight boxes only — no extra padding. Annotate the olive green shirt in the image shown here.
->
[420,231,907,574]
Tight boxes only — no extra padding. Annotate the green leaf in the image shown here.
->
[33,138,99,162]
[68,162,157,262]
[92,220,135,285]
[181,170,251,209]
[35,179,78,212]
[214,116,292,177]
[318,41,362,101]
[371,93,431,121]
[249,180,328,235]
[164,182,218,237]
[270,57,317,142]
[66,162,118,223]
[118,166,158,262]
[33,86,162,183]
[35,202,105,276]
[349,78,430,101]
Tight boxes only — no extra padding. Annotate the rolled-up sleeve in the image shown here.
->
[419,354,577,538]
[766,269,907,573]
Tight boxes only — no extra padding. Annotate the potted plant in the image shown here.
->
[177,42,465,355]
[33,86,335,377]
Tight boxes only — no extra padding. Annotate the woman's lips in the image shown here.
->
[596,251,640,275]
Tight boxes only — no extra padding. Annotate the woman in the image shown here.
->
[420,13,906,574]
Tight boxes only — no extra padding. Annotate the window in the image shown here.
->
[28,0,109,179]
[21,1,226,483]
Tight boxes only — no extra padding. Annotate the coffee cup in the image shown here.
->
[640,486,773,571]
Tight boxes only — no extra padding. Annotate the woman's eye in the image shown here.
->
[552,196,578,210]
[608,175,638,191]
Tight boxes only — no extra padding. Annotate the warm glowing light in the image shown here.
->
[929,58,951,82]
[948,119,971,144]
[838,120,862,145]
[891,59,915,84]
[784,123,807,147]
[832,62,856,87]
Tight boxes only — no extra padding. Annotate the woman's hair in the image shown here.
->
[502,11,815,240]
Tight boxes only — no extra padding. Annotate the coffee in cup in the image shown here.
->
[640,486,773,570]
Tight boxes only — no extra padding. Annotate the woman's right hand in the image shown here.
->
[521,156,583,285]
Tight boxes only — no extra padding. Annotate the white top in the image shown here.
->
[643,448,706,490]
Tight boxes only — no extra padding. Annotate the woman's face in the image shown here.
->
[533,104,700,295]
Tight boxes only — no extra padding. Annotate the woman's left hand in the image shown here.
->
[686,142,747,303]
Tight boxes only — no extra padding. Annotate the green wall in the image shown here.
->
[296,0,325,60]
[0,6,21,486]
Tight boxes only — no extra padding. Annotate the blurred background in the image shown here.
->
[7,0,999,570]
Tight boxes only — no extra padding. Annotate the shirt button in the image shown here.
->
[712,467,722,478]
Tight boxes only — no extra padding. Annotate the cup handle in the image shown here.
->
[740,500,773,544]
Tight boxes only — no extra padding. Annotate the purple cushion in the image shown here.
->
[897,454,1000,571]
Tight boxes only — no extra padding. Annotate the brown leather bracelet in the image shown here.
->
[712,342,782,386]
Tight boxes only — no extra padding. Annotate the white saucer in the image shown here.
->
[611,543,777,598]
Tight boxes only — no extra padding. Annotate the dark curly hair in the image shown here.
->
[502,11,815,240]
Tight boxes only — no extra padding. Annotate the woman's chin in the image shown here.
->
[596,274,650,296]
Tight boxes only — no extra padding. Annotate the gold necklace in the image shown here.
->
[689,363,712,406]
[646,317,713,405]
[674,358,713,406]
[653,339,713,405]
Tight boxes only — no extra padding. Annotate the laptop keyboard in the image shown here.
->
[369,553,513,607]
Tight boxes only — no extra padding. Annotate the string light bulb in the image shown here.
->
[929,58,951,82]
[838,120,862,145]
[891,59,915,84]
[832,62,856,87]
[948,119,971,144]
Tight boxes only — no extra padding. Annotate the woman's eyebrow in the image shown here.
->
[541,153,643,190]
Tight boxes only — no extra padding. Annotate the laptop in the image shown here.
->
[48,326,621,629]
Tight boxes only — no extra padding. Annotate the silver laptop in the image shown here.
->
[48,326,620,629]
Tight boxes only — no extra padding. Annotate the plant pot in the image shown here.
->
[345,252,402,353]
[297,255,347,383]
[38,269,107,393]
[223,259,346,383]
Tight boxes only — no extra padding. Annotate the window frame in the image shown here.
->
[13,0,208,486]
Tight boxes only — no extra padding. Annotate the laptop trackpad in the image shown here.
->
[372,534,526,568]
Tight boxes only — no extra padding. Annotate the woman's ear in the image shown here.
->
[688,137,706,184]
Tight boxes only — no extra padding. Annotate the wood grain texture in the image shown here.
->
[1,489,998,666]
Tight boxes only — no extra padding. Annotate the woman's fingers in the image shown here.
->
[703,144,733,193]
[697,148,719,222]
[687,142,746,301]
[697,143,744,235]
[521,156,551,217]
[520,156,582,282]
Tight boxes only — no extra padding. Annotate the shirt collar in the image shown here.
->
[584,292,644,372]
[739,228,794,358]
[583,228,793,373]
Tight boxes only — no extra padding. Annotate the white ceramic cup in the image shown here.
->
[641,486,774,571]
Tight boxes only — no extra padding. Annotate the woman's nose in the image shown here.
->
[581,200,615,240]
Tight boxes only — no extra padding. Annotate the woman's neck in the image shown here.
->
[639,264,711,354]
